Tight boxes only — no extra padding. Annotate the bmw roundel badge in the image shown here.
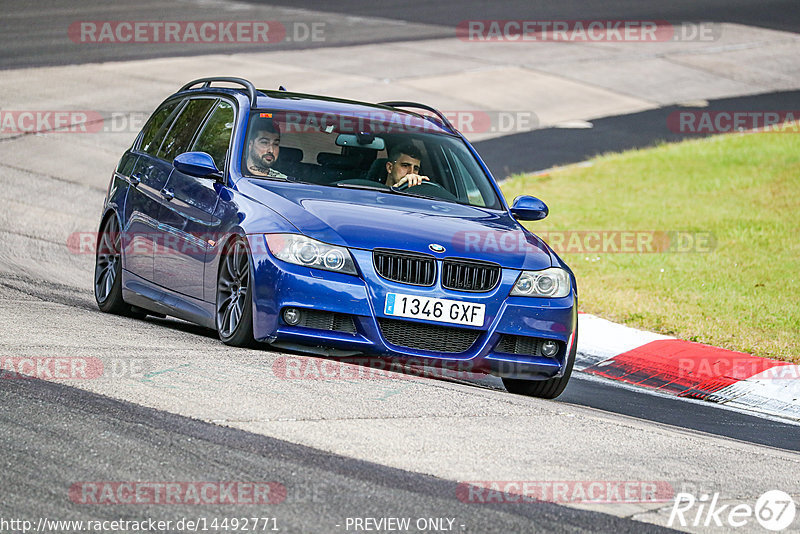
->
[429,243,446,253]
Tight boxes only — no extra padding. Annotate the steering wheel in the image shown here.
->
[392,180,458,201]
[392,180,446,192]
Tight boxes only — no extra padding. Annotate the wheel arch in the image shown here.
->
[98,206,122,232]
[213,228,258,347]
[213,227,253,279]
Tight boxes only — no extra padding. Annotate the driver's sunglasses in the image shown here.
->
[393,161,420,173]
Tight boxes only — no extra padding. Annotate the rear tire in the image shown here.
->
[216,236,256,347]
[502,324,577,399]
[94,215,146,319]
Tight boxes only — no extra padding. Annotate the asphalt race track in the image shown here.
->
[3,0,799,70]
[473,89,800,177]
[245,0,800,35]
[2,377,675,533]
[1,1,799,533]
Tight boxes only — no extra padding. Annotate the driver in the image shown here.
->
[246,117,287,178]
[384,144,430,189]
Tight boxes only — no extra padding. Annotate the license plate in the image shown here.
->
[384,293,485,327]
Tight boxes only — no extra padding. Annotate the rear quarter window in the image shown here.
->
[157,98,216,162]
[139,100,181,155]
[192,100,235,170]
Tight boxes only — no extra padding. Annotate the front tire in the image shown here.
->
[216,236,256,347]
[502,324,577,399]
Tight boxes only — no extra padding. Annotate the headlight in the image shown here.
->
[510,268,570,298]
[265,234,357,275]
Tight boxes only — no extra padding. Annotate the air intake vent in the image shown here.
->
[373,249,435,286]
[442,259,501,292]
[378,318,480,353]
[496,335,544,356]
[298,310,356,333]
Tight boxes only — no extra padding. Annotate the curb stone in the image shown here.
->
[576,313,800,421]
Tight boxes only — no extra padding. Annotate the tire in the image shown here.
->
[94,214,146,318]
[216,236,256,347]
[502,323,578,399]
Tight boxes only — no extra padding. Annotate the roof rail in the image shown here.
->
[379,101,455,132]
[179,77,259,107]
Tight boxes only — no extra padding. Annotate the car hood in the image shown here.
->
[241,180,553,270]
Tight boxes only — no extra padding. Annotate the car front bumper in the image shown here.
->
[248,237,577,380]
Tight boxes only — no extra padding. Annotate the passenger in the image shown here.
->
[245,117,287,178]
[384,143,430,189]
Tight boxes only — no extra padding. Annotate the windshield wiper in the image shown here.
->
[245,174,291,182]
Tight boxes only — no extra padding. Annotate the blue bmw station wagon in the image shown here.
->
[95,77,578,398]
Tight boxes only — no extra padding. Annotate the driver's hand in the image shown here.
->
[396,174,430,188]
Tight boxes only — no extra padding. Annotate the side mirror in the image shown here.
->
[173,152,221,178]
[510,196,548,221]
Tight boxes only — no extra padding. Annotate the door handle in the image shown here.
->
[129,173,141,186]
[160,188,174,201]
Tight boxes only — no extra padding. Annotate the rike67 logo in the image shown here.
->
[669,490,797,531]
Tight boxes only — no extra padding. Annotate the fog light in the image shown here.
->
[283,307,302,326]
[541,340,558,357]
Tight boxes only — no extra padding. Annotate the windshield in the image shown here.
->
[241,110,502,209]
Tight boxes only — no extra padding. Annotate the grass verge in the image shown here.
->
[501,130,800,363]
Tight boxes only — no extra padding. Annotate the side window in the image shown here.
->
[157,98,216,162]
[439,142,499,208]
[115,152,138,175]
[191,101,234,170]
[451,151,486,206]
[140,100,181,155]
